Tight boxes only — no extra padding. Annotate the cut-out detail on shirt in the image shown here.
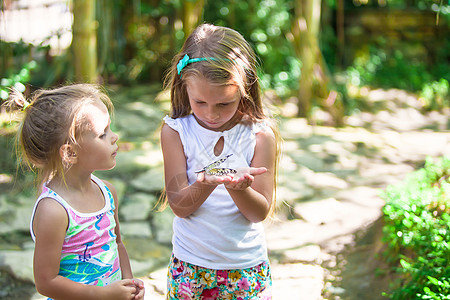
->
[213,135,225,156]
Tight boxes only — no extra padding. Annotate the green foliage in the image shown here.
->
[345,45,450,110]
[95,0,182,83]
[380,157,450,299]
[419,79,450,111]
[203,0,301,98]
[0,60,37,101]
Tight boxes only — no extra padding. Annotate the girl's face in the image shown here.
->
[74,100,119,172]
[185,75,241,131]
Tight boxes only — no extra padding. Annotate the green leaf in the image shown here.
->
[400,258,411,269]
[427,276,440,285]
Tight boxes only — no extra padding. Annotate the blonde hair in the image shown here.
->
[8,84,113,186]
[163,24,282,216]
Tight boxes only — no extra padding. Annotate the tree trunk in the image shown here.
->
[291,0,344,125]
[182,0,205,38]
[336,0,345,66]
[291,0,321,119]
[73,0,98,83]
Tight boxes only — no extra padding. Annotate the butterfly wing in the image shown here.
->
[195,154,234,173]
[206,167,237,176]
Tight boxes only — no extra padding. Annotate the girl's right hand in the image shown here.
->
[196,171,234,185]
[196,167,267,187]
[104,279,139,300]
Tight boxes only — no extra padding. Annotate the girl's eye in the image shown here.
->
[99,128,108,138]
[218,103,229,107]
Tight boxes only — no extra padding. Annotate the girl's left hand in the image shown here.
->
[225,167,267,190]
[132,278,145,299]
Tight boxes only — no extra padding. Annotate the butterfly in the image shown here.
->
[195,154,237,176]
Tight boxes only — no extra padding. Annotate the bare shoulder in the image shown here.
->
[34,197,67,218]
[252,123,276,168]
[161,123,180,140]
[33,197,68,236]
[255,124,276,148]
[161,123,184,155]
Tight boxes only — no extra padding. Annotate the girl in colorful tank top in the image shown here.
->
[8,84,144,300]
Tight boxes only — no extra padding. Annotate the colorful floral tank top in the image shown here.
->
[30,174,122,287]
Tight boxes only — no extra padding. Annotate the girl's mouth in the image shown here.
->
[205,120,220,126]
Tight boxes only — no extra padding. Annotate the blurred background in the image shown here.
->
[1,0,448,116]
[0,0,449,299]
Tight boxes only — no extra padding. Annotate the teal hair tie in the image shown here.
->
[177,54,218,76]
[22,100,31,111]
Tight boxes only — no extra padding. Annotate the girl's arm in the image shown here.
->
[161,124,222,217]
[225,128,276,223]
[104,180,133,279]
[104,180,145,300]
[32,198,138,300]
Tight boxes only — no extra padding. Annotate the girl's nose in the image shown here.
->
[206,106,219,120]
[112,132,119,144]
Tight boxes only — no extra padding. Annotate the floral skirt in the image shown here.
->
[166,254,272,300]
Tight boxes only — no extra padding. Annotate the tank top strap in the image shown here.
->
[29,184,71,241]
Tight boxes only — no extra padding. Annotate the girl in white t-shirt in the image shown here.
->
[160,24,281,299]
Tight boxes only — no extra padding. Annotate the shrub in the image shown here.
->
[380,157,450,299]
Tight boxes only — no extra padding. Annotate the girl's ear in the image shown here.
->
[60,143,78,168]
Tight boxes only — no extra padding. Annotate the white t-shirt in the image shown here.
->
[164,114,269,269]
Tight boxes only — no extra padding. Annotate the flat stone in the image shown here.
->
[272,263,324,300]
[104,149,161,176]
[306,172,349,190]
[120,221,152,238]
[335,186,385,208]
[265,219,317,251]
[281,244,322,264]
[129,259,159,277]
[150,207,174,245]
[114,110,158,139]
[131,167,165,192]
[288,151,326,172]
[0,249,34,283]
[294,198,346,225]
[120,193,156,222]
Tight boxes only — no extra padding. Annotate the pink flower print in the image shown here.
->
[178,282,194,300]
[201,287,219,300]
[217,270,228,286]
[238,277,251,290]
[172,265,183,277]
